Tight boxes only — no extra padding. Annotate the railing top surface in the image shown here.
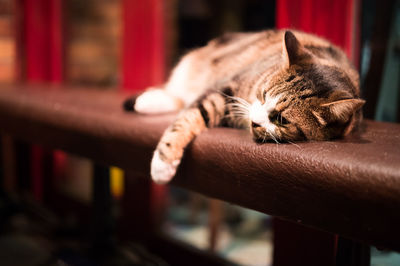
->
[0,85,399,250]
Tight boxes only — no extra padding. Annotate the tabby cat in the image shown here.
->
[124,30,365,184]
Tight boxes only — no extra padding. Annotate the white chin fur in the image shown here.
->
[151,150,180,184]
[134,89,180,114]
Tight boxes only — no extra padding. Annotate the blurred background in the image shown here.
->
[0,0,399,265]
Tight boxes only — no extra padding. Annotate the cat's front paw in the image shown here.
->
[151,150,180,184]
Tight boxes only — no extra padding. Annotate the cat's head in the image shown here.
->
[249,31,365,142]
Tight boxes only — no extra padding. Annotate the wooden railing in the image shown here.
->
[1,85,399,265]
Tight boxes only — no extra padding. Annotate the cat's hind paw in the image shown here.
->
[135,89,182,114]
[151,150,180,184]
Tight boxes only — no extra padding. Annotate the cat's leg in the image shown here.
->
[134,87,184,114]
[151,91,227,184]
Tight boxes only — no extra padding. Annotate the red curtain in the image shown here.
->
[276,0,361,68]
[122,0,165,91]
[17,0,64,201]
[121,0,167,227]
[23,0,63,82]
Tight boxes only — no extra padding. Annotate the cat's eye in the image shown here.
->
[269,112,289,126]
[260,90,267,103]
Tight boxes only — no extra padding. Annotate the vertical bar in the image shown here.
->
[122,0,165,91]
[1,135,16,192]
[92,164,114,252]
[15,140,30,193]
[23,0,63,82]
[397,65,400,122]
[118,172,152,241]
[14,0,24,81]
[0,136,3,191]
[209,199,222,252]
[273,219,337,266]
[13,0,27,197]
[31,145,44,200]
[362,0,396,119]
[24,0,49,82]
[336,237,370,266]
[120,0,167,240]
[48,0,63,83]
[17,0,64,202]
[347,0,361,68]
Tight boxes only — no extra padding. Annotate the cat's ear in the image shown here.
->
[283,31,310,67]
[320,98,365,123]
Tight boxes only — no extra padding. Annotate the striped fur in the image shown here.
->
[132,30,365,184]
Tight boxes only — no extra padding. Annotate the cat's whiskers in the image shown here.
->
[288,140,301,149]
[262,134,267,143]
[267,131,280,144]
[225,96,251,128]
[223,113,248,128]
[227,96,251,107]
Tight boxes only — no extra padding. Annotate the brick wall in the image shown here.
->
[0,0,122,86]
[66,0,121,87]
[0,0,14,83]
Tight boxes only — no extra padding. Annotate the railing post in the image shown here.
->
[273,219,337,266]
[119,172,152,241]
[91,164,114,253]
[336,237,371,266]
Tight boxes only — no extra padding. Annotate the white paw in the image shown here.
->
[134,89,181,114]
[151,150,180,184]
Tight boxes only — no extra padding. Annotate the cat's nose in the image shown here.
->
[251,121,262,128]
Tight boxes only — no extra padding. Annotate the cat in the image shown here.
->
[124,30,365,184]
